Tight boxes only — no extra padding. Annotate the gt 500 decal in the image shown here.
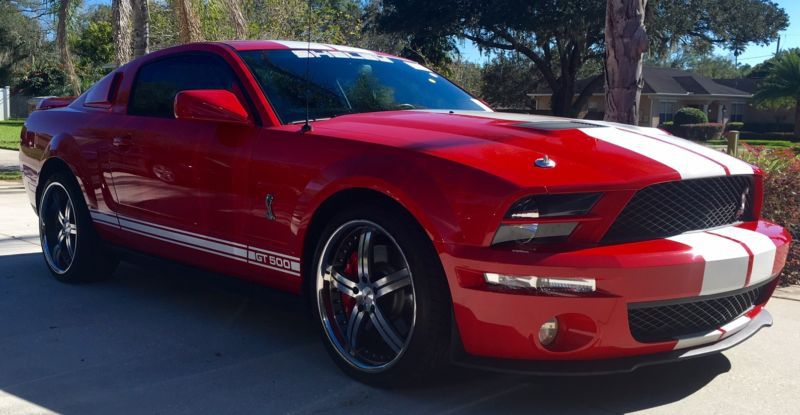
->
[248,249,301,275]
[90,210,301,277]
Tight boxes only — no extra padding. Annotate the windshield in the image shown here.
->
[238,49,489,124]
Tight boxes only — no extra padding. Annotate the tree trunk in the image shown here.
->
[795,98,800,137]
[132,0,150,57]
[223,0,248,39]
[550,82,575,117]
[113,0,133,66]
[174,0,203,43]
[57,0,81,95]
[603,0,648,125]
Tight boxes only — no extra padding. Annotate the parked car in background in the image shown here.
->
[19,41,791,385]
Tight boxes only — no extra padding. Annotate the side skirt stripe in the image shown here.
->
[124,227,249,264]
[117,214,248,249]
[119,218,249,258]
[89,210,301,277]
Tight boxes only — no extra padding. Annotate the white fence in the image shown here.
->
[0,86,10,120]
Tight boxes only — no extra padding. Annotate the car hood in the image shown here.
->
[312,110,755,190]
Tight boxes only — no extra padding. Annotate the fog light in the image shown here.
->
[484,273,596,293]
[539,317,559,346]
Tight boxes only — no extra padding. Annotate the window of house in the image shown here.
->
[658,101,675,123]
[128,53,240,118]
[730,102,745,123]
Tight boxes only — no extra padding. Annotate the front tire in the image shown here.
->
[39,172,118,283]
[312,203,451,386]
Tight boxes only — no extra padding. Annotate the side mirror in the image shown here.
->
[174,89,252,126]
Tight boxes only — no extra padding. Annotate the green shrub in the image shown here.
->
[738,145,800,286]
[12,64,71,96]
[673,107,708,125]
[666,123,723,141]
[726,121,744,131]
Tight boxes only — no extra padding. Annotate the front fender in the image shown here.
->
[293,149,518,251]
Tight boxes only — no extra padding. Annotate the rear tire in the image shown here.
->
[38,172,118,283]
[311,202,451,386]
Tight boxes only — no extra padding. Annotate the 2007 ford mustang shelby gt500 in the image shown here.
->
[19,41,791,384]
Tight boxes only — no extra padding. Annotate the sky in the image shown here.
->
[459,0,800,66]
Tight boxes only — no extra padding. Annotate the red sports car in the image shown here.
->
[19,41,791,384]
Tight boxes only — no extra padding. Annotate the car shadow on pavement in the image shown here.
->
[0,251,730,414]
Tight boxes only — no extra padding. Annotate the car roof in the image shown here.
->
[218,40,402,59]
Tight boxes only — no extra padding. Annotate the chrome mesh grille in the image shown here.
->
[603,175,754,243]
[628,284,766,343]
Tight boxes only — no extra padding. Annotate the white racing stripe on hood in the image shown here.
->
[611,125,755,175]
[436,111,734,179]
[578,127,727,179]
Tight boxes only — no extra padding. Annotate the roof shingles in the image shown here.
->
[533,66,752,97]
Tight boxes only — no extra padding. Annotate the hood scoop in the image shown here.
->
[515,120,602,131]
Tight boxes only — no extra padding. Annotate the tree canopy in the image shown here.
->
[378,0,788,116]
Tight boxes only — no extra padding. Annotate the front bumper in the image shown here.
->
[440,220,791,364]
[452,307,773,375]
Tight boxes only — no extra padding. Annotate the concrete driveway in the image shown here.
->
[1,186,799,415]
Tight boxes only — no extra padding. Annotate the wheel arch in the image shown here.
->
[300,187,445,297]
[35,157,78,213]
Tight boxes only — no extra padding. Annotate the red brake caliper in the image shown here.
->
[341,251,359,317]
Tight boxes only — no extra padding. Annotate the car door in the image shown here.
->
[108,52,258,264]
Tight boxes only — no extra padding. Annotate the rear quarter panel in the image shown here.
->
[20,105,117,214]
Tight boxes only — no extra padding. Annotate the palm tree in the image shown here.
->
[56,0,81,95]
[223,0,248,39]
[174,0,203,43]
[604,0,649,125]
[112,0,133,66]
[755,51,800,136]
[132,0,150,57]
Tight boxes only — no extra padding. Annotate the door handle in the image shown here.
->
[112,136,132,148]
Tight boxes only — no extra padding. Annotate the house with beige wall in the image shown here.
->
[529,67,795,127]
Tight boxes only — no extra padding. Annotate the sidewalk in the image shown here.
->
[0,148,20,173]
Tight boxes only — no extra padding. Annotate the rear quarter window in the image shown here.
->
[84,72,122,108]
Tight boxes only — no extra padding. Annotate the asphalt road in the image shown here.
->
[1,185,799,415]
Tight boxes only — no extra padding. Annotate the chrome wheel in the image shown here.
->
[40,182,78,274]
[317,220,416,372]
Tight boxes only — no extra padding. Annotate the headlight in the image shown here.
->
[505,192,601,219]
[493,193,602,245]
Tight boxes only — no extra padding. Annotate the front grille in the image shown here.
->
[603,175,754,243]
[628,284,766,343]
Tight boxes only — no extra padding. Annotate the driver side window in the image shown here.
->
[128,54,239,118]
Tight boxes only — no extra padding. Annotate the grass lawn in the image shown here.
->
[706,139,798,149]
[0,171,22,181]
[0,119,24,151]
